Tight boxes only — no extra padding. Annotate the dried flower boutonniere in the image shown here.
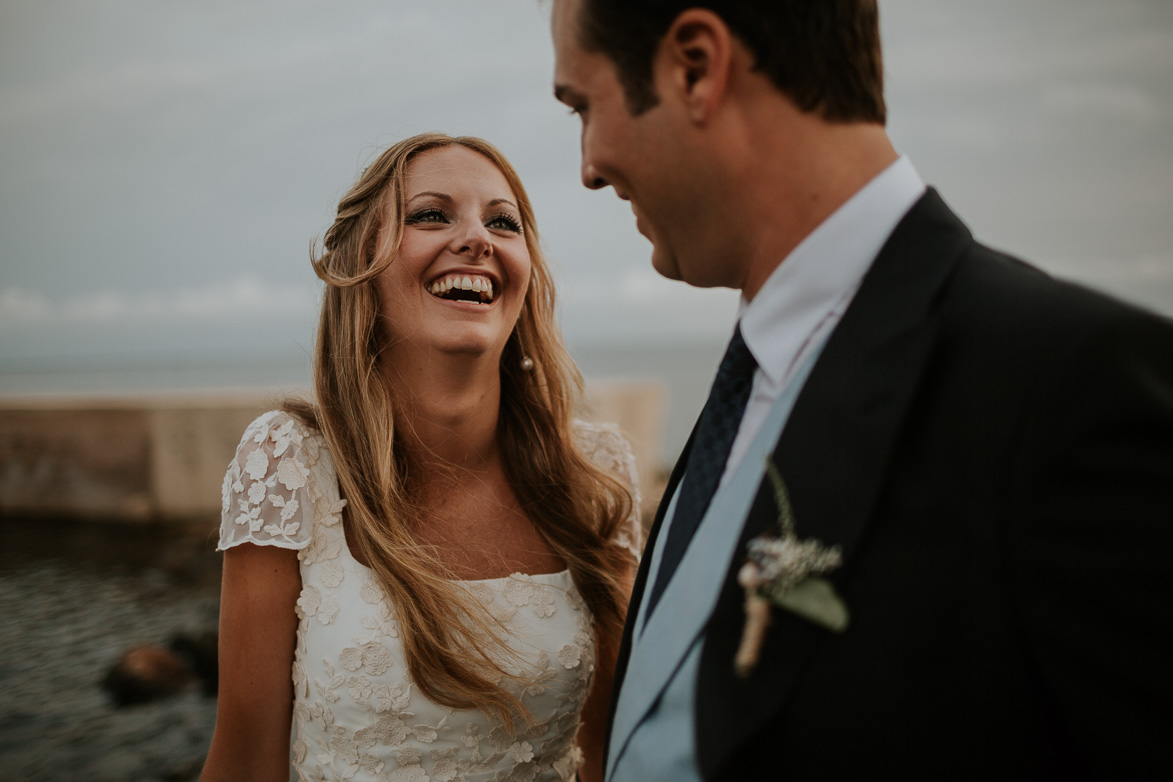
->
[734,460,849,677]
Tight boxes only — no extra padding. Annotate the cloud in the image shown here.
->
[1036,252,1173,317]
[0,2,549,132]
[1,60,214,129]
[1042,82,1159,120]
[884,5,1173,91]
[0,289,51,321]
[1040,251,1173,279]
[0,276,316,325]
[561,270,741,345]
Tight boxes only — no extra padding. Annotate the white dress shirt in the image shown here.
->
[723,155,927,486]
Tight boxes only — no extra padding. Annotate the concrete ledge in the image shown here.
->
[0,394,272,523]
[0,384,663,524]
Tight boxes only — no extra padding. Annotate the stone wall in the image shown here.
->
[0,383,664,525]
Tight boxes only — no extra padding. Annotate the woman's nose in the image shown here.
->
[451,220,492,259]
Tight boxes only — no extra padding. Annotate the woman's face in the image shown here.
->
[376,145,532,363]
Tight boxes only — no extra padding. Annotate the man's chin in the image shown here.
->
[650,247,684,283]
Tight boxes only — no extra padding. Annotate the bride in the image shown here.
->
[200,133,641,782]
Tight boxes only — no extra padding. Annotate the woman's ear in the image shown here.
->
[656,9,734,125]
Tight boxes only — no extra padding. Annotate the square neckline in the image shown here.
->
[334,519,572,585]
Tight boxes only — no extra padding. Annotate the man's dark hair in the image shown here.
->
[576,0,886,123]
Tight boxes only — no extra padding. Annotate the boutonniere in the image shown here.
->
[734,460,849,677]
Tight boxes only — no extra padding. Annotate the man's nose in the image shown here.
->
[581,160,608,191]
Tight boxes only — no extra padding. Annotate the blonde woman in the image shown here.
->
[200,134,640,782]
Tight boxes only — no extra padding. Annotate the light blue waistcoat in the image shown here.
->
[608,346,823,782]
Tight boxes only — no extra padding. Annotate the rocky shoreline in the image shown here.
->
[0,519,221,781]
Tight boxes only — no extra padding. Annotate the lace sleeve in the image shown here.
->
[574,420,644,562]
[218,410,318,552]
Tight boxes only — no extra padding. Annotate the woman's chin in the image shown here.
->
[431,331,508,362]
[381,318,515,368]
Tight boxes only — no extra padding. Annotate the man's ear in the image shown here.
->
[658,9,733,124]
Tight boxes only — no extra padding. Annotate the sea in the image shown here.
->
[0,341,729,469]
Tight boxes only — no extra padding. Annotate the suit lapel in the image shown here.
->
[696,190,973,778]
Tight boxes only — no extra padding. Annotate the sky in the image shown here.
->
[1,0,1171,371]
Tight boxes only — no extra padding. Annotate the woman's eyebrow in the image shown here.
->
[407,191,452,203]
[407,192,516,209]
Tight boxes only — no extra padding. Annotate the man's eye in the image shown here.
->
[405,208,447,224]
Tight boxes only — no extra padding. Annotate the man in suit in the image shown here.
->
[551,0,1173,779]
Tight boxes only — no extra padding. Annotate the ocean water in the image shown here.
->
[0,341,729,468]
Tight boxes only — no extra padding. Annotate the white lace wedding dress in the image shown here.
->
[218,411,642,782]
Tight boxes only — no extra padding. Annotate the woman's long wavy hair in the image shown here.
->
[285,133,633,726]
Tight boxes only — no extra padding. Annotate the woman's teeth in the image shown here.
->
[428,274,494,303]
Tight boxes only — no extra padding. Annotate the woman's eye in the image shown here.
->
[487,213,523,233]
[405,208,447,225]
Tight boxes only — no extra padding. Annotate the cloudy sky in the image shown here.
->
[2,0,1171,372]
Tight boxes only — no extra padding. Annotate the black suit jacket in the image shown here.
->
[608,190,1173,780]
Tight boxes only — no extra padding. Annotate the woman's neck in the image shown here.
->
[380,345,503,470]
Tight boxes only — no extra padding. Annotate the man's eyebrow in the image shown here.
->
[553,84,581,104]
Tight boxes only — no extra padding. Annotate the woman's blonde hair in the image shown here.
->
[286,133,633,725]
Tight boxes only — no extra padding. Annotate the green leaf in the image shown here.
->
[765,577,850,633]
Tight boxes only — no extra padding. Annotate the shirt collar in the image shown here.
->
[739,156,926,385]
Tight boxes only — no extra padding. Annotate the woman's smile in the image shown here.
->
[427,271,497,305]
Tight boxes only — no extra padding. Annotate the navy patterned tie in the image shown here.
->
[645,324,757,618]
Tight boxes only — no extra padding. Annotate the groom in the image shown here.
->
[552,0,1173,779]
